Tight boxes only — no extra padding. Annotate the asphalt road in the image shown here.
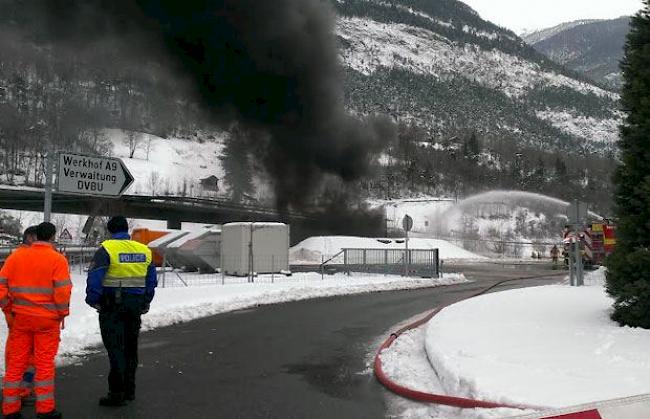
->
[23,265,565,419]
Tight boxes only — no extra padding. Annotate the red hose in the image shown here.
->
[374,272,567,410]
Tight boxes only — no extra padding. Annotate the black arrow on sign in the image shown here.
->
[119,159,135,195]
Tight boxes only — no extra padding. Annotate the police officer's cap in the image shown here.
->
[107,216,129,234]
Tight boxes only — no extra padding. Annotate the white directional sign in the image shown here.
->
[57,152,134,197]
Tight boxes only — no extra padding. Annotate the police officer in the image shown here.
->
[85,216,157,407]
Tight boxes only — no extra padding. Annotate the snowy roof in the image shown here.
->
[224,222,287,228]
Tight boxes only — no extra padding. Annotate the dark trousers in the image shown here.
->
[99,292,144,398]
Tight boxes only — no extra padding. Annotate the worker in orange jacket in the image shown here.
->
[0,222,72,419]
[2,226,39,405]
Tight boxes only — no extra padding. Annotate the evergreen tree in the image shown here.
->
[554,156,568,183]
[462,131,480,161]
[605,2,650,328]
[532,156,546,188]
[220,126,254,203]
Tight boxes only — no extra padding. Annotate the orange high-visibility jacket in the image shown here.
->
[0,242,72,320]
[1,244,28,320]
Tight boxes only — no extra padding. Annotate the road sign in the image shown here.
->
[402,215,413,232]
[59,228,72,241]
[57,152,134,197]
[81,216,96,235]
[567,200,588,225]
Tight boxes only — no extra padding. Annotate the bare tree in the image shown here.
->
[148,171,160,196]
[125,131,142,158]
[145,136,153,160]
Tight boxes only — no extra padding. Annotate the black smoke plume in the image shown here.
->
[8,0,394,233]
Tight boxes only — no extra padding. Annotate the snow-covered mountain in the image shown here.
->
[521,20,601,45]
[524,17,630,90]
[334,0,620,154]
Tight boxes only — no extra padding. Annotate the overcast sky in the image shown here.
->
[459,0,644,34]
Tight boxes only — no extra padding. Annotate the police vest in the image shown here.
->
[101,240,152,288]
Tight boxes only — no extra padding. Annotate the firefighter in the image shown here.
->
[85,216,157,407]
[2,226,39,406]
[0,222,72,419]
[550,245,560,267]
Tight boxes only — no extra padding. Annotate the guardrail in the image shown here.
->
[0,244,98,268]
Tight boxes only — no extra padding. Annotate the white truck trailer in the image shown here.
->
[221,222,289,276]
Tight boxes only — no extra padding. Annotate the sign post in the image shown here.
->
[44,147,54,222]
[567,200,588,286]
[402,214,413,276]
[56,152,134,197]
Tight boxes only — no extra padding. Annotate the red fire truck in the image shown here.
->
[584,222,616,266]
[562,222,616,268]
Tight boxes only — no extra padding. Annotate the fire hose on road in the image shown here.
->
[374,272,568,410]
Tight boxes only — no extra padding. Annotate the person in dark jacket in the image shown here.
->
[85,216,157,407]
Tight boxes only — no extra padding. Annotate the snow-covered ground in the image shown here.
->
[379,268,650,418]
[289,235,483,264]
[0,270,467,375]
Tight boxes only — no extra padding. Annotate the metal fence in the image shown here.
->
[158,254,292,287]
[340,248,440,277]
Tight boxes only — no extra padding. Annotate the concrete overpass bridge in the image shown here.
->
[0,187,316,241]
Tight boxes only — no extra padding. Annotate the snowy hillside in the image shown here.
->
[335,0,620,152]
[372,191,573,258]
[106,129,226,197]
[525,17,630,90]
[338,17,612,101]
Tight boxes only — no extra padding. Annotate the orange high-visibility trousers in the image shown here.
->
[4,311,36,398]
[2,314,60,415]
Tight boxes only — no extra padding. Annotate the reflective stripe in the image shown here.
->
[11,298,69,312]
[0,297,8,307]
[36,392,54,401]
[3,395,21,403]
[12,298,57,311]
[102,276,146,288]
[3,381,23,389]
[54,279,72,287]
[0,277,7,285]
[34,379,54,387]
[9,287,54,295]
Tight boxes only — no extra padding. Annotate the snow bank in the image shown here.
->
[0,271,467,374]
[424,268,650,408]
[380,328,533,419]
[289,235,483,264]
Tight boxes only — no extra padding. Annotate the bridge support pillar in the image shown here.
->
[167,219,182,230]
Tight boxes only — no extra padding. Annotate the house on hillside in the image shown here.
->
[199,175,220,196]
